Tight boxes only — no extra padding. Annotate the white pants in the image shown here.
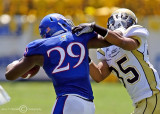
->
[52,95,95,114]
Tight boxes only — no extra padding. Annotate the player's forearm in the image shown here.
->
[92,24,139,50]
[87,37,111,49]
[89,59,111,82]
[105,31,125,47]
[91,24,125,47]
[5,60,21,80]
[5,59,35,80]
[106,32,139,50]
[89,62,104,83]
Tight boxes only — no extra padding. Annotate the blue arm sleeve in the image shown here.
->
[81,31,98,42]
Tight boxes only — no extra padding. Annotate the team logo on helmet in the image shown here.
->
[60,35,67,41]
[46,27,51,33]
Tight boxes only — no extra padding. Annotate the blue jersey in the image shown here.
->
[24,31,97,100]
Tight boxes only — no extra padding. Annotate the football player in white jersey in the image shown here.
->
[72,8,160,114]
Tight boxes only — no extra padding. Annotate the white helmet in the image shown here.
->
[107,8,137,30]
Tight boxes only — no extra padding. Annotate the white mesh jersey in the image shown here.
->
[97,25,160,104]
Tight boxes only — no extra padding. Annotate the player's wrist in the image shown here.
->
[90,22,96,29]
[92,24,108,38]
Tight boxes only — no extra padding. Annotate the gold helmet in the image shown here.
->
[107,8,137,30]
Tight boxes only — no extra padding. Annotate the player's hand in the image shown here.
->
[72,22,95,36]
[114,27,126,36]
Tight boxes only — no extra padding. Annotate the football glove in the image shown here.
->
[72,22,109,38]
[72,22,95,36]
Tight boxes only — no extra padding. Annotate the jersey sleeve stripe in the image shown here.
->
[125,25,143,34]
[97,48,105,56]
[152,94,157,113]
[155,93,160,113]
[132,50,160,95]
[143,98,147,113]
[145,94,157,113]
[131,36,142,49]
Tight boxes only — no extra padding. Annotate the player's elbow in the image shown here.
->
[6,78,15,81]
[5,74,13,81]
[94,79,102,83]
[91,75,104,83]
[5,75,13,81]
[5,72,17,81]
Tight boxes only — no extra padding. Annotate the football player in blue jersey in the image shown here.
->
[5,13,125,114]
[5,13,108,114]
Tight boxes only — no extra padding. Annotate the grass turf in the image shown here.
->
[0,81,133,114]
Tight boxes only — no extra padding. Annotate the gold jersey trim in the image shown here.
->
[125,25,143,34]
[132,50,160,95]
[97,48,105,56]
[131,36,142,49]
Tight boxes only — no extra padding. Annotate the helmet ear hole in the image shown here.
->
[62,23,67,27]
[50,17,53,22]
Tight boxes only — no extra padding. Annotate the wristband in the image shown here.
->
[92,24,109,37]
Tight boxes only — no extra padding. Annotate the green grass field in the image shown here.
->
[0,81,134,114]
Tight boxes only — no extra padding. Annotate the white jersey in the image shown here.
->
[97,25,160,104]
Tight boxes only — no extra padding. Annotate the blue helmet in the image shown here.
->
[39,13,74,38]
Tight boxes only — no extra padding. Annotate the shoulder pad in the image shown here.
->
[24,39,46,57]
[27,39,46,48]
[127,25,143,30]
[124,25,149,39]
